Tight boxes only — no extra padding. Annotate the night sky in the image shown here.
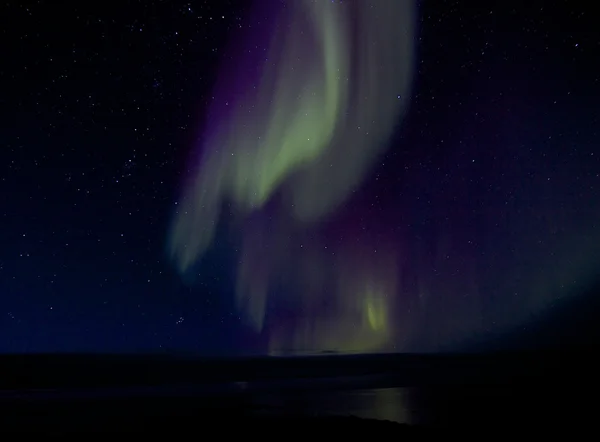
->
[1,0,599,355]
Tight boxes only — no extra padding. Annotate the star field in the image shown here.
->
[0,0,598,354]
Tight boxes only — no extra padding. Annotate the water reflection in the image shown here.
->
[258,387,413,424]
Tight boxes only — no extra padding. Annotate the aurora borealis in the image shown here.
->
[168,0,600,355]
[3,0,599,354]
[168,0,415,353]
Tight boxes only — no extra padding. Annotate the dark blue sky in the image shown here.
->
[0,0,598,354]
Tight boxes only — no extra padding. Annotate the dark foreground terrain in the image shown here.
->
[0,351,597,432]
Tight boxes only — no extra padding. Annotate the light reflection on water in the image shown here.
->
[257,387,413,424]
